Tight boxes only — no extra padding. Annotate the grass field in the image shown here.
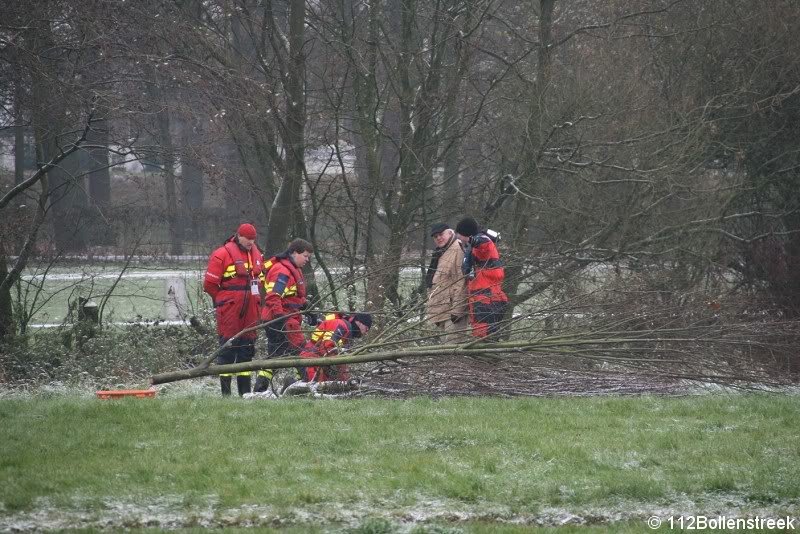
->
[1,393,798,532]
[18,272,206,325]
[16,263,422,326]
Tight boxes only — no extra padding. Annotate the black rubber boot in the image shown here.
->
[237,375,252,396]
[253,375,270,393]
[220,376,232,396]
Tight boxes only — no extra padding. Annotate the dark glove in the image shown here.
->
[461,243,474,276]
[451,314,466,323]
[304,311,319,326]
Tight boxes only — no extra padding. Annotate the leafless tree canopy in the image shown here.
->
[2,1,799,384]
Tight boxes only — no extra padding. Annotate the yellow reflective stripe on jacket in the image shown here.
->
[310,315,340,342]
[310,330,344,347]
[219,371,252,377]
[257,370,273,380]
[265,281,297,297]
[222,262,254,279]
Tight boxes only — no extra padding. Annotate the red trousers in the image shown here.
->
[214,289,259,339]
[299,345,349,382]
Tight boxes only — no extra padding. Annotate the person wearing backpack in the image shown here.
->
[455,217,508,338]
[203,223,265,396]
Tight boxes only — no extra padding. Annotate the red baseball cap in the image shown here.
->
[237,223,257,239]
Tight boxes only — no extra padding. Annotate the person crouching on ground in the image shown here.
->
[203,223,265,396]
[299,313,372,382]
[454,217,508,339]
[254,238,315,393]
[425,222,470,343]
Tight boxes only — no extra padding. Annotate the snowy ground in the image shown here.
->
[1,492,797,531]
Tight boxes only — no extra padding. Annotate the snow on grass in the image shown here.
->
[0,492,798,531]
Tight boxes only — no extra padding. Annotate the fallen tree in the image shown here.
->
[153,337,688,385]
[152,288,800,390]
[150,324,798,386]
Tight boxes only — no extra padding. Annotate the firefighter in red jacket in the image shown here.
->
[299,312,372,382]
[455,217,508,338]
[203,223,265,396]
[253,238,315,392]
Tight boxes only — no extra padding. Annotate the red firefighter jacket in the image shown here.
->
[300,314,354,356]
[261,254,307,321]
[464,234,508,303]
[299,314,354,381]
[203,237,265,338]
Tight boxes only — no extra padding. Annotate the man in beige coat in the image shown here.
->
[426,223,470,343]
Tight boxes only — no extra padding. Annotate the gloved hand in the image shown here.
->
[461,243,474,276]
[304,311,319,326]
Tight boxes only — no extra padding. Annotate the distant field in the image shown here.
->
[0,394,798,532]
[17,263,428,326]
[18,271,206,325]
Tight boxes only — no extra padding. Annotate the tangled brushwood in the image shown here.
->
[0,323,212,389]
[149,287,800,395]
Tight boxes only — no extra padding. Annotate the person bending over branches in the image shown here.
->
[299,313,372,382]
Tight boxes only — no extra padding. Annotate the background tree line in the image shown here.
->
[1,0,799,366]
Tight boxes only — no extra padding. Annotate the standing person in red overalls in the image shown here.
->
[455,217,508,338]
[203,223,265,396]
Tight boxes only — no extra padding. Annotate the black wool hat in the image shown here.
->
[430,222,450,236]
[455,217,479,237]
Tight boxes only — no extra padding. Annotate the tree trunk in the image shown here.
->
[87,118,111,207]
[180,119,205,242]
[141,62,182,255]
[151,343,499,385]
[264,0,306,256]
[158,109,182,255]
[503,0,556,311]
[13,79,25,186]
[366,227,405,309]
[49,154,86,253]
[85,114,112,245]
[225,4,276,227]
[0,251,13,340]
[344,0,382,263]
[439,5,475,214]
[24,17,87,253]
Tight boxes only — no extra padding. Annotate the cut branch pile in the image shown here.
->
[151,288,800,394]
